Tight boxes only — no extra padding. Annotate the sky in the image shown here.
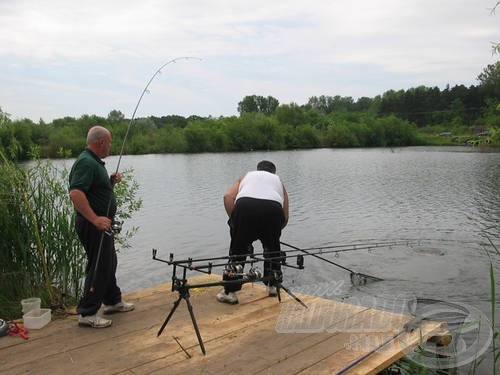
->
[0,0,498,123]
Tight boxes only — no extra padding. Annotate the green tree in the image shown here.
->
[237,95,279,115]
[477,61,500,99]
[378,115,418,146]
[275,103,306,126]
[354,97,376,112]
[184,122,212,152]
[0,115,34,161]
[155,125,188,153]
[307,95,355,113]
[150,115,188,128]
[46,126,84,158]
[224,115,259,151]
[294,125,321,148]
[326,122,359,147]
[107,109,125,122]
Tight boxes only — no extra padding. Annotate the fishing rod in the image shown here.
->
[89,57,201,292]
[280,241,384,285]
[155,239,420,267]
[336,318,420,375]
[286,239,420,254]
[150,238,432,349]
[113,56,201,175]
[152,239,420,285]
[152,241,391,296]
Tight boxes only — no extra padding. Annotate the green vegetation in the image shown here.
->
[480,234,499,375]
[1,62,499,162]
[0,148,141,319]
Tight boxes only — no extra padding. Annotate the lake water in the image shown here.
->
[65,147,499,372]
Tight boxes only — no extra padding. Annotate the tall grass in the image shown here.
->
[0,148,141,319]
[479,235,499,375]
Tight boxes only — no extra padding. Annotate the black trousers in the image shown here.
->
[75,215,122,316]
[225,197,285,293]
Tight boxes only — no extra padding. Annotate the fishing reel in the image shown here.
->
[222,263,262,282]
[106,218,123,236]
[223,263,243,279]
[245,267,262,281]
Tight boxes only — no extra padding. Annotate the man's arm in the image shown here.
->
[223,176,242,217]
[282,185,289,228]
[69,189,111,231]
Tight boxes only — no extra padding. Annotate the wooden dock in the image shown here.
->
[0,274,444,374]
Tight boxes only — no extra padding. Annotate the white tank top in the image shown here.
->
[235,171,284,206]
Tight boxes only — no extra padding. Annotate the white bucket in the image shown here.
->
[21,297,41,314]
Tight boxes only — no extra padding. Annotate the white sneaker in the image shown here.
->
[78,314,112,328]
[267,285,278,297]
[216,290,238,304]
[103,301,135,314]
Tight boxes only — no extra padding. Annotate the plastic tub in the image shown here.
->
[21,297,41,314]
[23,308,51,329]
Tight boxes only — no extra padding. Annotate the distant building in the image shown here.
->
[472,125,486,134]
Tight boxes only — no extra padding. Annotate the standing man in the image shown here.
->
[69,125,134,328]
[218,160,289,304]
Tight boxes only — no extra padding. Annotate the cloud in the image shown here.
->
[0,0,498,122]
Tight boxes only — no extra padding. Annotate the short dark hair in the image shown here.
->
[257,160,276,174]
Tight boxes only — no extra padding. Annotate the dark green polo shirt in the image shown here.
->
[69,149,117,218]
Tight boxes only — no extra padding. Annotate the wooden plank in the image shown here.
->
[250,304,414,374]
[300,321,445,374]
[0,275,290,374]
[0,274,445,375]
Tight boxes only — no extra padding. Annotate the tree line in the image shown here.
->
[1,62,499,161]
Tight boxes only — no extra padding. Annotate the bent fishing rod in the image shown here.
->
[90,57,201,292]
[113,57,201,175]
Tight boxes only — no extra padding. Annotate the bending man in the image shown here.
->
[218,160,289,304]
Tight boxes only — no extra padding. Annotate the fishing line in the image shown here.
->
[90,57,201,292]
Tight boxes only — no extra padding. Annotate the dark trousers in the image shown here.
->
[225,197,285,293]
[75,215,122,316]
